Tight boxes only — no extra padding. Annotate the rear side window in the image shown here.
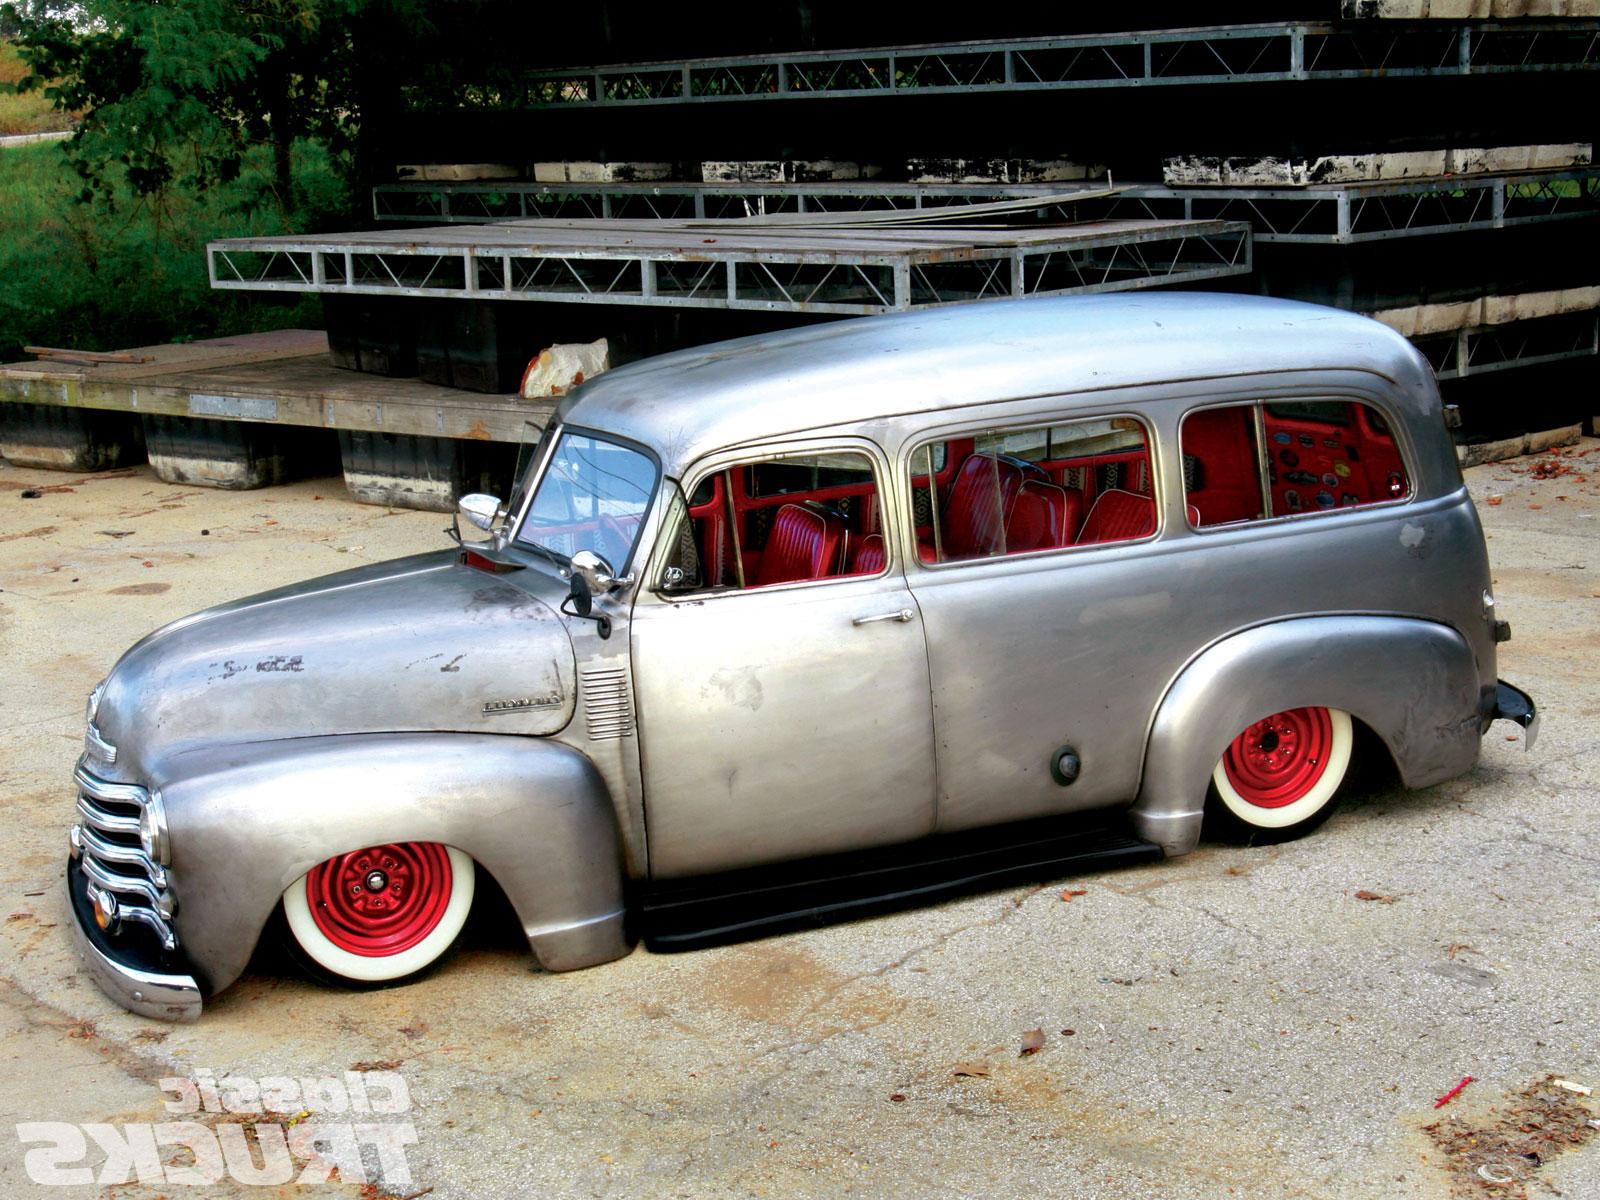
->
[910,415,1155,563]
[1181,399,1410,528]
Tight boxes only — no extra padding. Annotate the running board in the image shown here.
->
[639,820,1163,952]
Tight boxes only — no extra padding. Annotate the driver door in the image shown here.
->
[629,440,938,879]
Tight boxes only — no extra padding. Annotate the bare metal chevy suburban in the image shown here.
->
[66,293,1538,1020]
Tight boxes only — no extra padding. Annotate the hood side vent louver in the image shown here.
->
[580,665,634,741]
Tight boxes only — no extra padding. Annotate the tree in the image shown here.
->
[5,0,431,218]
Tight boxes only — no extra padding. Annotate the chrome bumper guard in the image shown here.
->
[65,855,201,1022]
[1492,679,1539,752]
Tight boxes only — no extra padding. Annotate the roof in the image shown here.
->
[556,293,1430,473]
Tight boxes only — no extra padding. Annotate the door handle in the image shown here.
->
[853,608,915,626]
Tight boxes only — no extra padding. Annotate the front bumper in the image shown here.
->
[65,855,201,1022]
[1491,679,1539,752]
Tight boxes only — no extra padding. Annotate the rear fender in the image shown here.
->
[152,733,630,996]
[1130,616,1486,856]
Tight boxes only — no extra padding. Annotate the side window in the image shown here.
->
[1181,399,1410,528]
[910,415,1155,563]
[659,449,887,591]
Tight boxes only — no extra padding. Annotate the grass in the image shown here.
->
[0,138,345,362]
[0,40,67,136]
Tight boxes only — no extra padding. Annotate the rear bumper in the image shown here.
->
[1491,679,1539,751]
[66,855,201,1022]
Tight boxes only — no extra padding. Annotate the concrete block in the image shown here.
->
[906,158,1105,184]
[532,161,673,183]
[788,160,862,182]
[0,402,145,471]
[1480,286,1600,325]
[396,163,522,182]
[702,161,788,183]
[339,431,514,512]
[141,415,311,489]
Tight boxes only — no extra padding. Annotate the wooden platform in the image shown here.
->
[0,330,554,443]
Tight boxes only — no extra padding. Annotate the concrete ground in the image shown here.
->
[1,447,1596,1200]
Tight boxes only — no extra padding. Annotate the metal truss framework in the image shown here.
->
[469,21,1599,109]
[208,219,1252,316]
[1412,309,1599,379]
[371,168,1600,245]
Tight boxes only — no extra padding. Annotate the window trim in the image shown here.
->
[1178,394,1417,535]
[902,409,1162,571]
[647,437,895,599]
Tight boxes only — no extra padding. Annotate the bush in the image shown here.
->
[0,137,344,361]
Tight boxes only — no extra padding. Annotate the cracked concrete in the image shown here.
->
[1,446,1597,1199]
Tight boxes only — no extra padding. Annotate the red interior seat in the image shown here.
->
[1075,488,1157,545]
[754,503,846,586]
[942,453,1034,558]
[849,532,887,575]
[1008,479,1083,551]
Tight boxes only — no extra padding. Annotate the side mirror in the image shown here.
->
[458,493,503,532]
[568,549,621,594]
[563,550,624,639]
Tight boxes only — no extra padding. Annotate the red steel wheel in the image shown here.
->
[283,842,475,984]
[1212,707,1353,832]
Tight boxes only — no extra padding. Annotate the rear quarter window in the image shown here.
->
[1181,399,1410,528]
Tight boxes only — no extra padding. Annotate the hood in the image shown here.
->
[94,551,577,775]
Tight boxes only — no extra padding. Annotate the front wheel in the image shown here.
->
[282,842,475,987]
[1209,706,1353,840]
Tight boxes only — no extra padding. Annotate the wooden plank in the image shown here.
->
[0,331,554,443]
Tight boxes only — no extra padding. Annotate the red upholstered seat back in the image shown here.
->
[1008,479,1083,551]
[1074,488,1156,545]
[754,503,846,586]
[849,533,887,575]
[943,453,1029,558]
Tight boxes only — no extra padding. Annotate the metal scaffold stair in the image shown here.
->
[208,215,1253,315]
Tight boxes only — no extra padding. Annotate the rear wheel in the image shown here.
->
[1210,706,1353,839]
[282,842,475,987]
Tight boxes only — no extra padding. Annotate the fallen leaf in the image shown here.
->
[1060,888,1087,901]
[1486,495,1504,506]
[889,1093,907,1102]
[1354,890,1398,904]
[351,1059,402,1072]
[1225,865,1247,876]
[952,1062,992,1078]
[1019,1028,1046,1056]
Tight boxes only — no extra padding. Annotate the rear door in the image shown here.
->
[900,409,1176,834]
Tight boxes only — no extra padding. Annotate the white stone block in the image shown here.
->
[702,161,788,183]
[533,162,673,183]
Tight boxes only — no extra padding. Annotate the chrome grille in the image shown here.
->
[580,665,634,740]
[70,765,177,950]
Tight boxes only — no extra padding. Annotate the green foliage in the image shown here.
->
[1,38,67,133]
[6,1,436,213]
[0,138,341,361]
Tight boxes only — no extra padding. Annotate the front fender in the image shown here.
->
[1129,616,1486,856]
[154,733,631,996]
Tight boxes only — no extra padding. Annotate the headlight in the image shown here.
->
[139,791,170,865]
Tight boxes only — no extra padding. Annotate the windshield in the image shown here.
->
[514,429,658,571]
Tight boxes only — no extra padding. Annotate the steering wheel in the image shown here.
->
[598,514,640,567]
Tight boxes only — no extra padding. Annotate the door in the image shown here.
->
[629,442,937,879]
[901,411,1175,834]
